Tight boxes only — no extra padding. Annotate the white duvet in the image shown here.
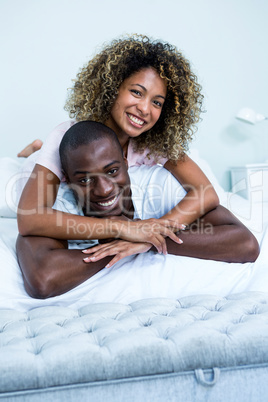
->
[0,157,268,312]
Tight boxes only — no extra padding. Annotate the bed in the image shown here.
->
[0,152,268,401]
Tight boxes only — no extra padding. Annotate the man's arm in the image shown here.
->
[16,205,259,299]
[16,235,113,299]
[165,205,259,262]
[83,205,260,265]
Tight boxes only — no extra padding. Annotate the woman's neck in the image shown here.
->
[114,130,130,151]
[105,119,130,157]
[121,140,129,158]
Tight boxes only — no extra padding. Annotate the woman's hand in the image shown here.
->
[82,240,152,267]
[98,214,133,244]
[113,218,185,255]
[82,216,184,266]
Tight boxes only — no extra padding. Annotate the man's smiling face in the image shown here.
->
[64,136,133,217]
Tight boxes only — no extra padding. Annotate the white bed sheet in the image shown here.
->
[0,195,268,312]
[1,154,268,312]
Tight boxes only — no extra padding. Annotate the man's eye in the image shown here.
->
[80,177,92,184]
[108,168,118,175]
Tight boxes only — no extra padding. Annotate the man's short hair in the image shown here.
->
[59,121,122,173]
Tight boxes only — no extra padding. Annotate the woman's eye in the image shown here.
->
[130,89,141,96]
[153,100,162,108]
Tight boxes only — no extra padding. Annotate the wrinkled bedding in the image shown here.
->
[0,155,267,312]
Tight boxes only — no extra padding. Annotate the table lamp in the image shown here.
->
[236,107,267,124]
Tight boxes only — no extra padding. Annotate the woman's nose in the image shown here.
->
[94,175,114,197]
[137,99,150,115]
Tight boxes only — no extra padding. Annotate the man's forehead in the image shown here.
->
[67,140,124,174]
[76,137,121,155]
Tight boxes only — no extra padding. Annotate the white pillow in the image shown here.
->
[188,148,226,203]
[0,157,22,218]
[0,151,227,218]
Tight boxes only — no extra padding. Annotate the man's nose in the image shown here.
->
[94,176,114,197]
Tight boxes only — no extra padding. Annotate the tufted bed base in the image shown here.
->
[1,292,268,401]
[2,365,268,402]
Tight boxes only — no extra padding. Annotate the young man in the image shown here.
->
[16,121,259,299]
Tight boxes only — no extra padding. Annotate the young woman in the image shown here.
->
[17,34,219,255]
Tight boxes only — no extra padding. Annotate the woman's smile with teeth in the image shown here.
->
[127,113,145,126]
[97,195,118,207]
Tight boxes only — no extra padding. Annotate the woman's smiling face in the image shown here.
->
[106,67,167,144]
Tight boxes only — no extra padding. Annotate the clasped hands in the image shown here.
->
[82,215,185,268]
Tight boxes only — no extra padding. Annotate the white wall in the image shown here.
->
[1,0,268,190]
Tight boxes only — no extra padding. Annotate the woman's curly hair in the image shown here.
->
[64,34,204,161]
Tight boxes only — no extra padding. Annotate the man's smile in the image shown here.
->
[89,190,124,214]
[96,194,119,207]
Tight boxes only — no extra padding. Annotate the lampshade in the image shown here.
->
[236,107,267,124]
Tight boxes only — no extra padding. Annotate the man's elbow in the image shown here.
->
[243,233,260,262]
[222,226,260,264]
[233,229,260,263]
[26,280,53,299]
[24,269,57,299]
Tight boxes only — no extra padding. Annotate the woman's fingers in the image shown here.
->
[83,244,115,261]
[83,241,124,262]
[105,255,124,268]
[161,227,183,245]
[104,242,152,267]
[140,221,183,253]
[82,242,116,255]
[120,219,183,252]
[159,219,186,232]
[82,219,184,257]
[150,233,167,255]
[83,240,151,264]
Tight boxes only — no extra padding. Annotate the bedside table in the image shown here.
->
[230,163,268,201]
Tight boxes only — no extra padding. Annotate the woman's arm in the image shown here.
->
[162,155,219,225]
[17,164,183,252]
[82,205,260,265]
